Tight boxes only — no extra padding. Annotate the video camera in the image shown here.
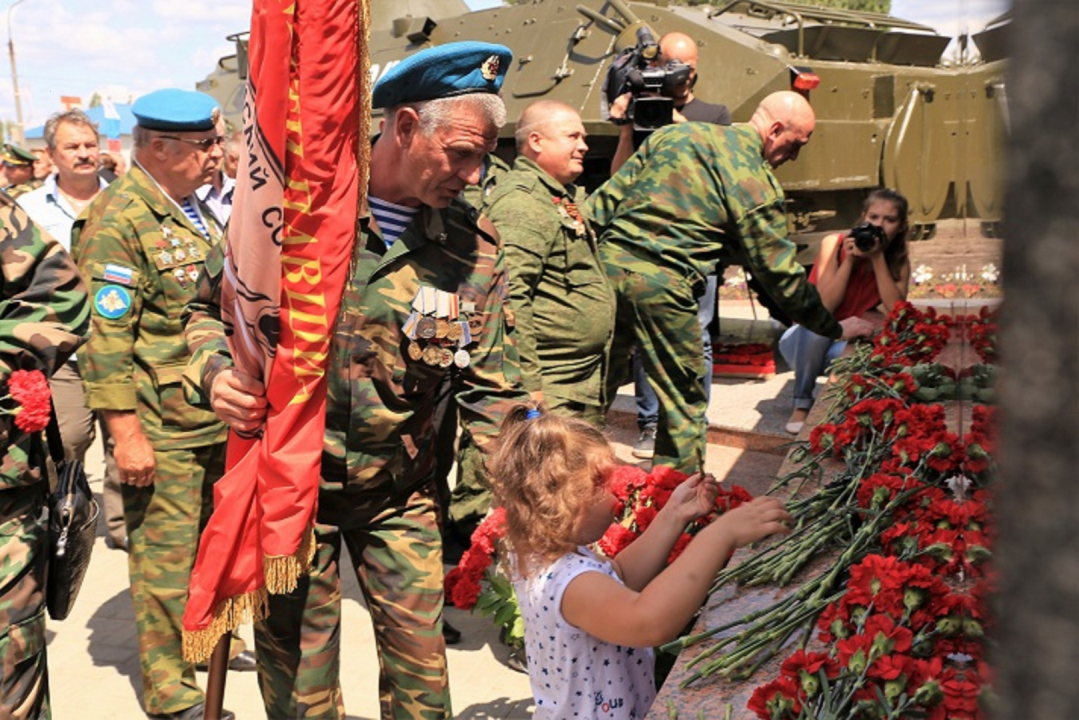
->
[604,27,693,132]
[849,222,886,252]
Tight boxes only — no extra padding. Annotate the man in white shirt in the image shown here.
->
[18,109,126,551]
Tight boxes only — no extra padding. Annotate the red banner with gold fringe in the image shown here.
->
[182,0,371,661]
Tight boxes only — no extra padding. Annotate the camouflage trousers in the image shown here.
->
[254,486,450,719]
[603,244,709,474]
[0,486,49,720]
[122,442,225,716]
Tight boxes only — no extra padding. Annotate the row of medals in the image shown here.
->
[405,314,474,369]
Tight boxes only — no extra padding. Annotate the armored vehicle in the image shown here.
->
[198,0,1008,239]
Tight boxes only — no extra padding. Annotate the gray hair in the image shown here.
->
[387,94,507,135]
[132,125,154,149]
[43,109,98,151]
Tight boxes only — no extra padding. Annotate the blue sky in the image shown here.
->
[3,0,1008,133]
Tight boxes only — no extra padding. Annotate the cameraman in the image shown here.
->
[778,188,911,434]
[609,32,731,174]
[608,31,731,460]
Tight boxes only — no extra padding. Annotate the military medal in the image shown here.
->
[438,349,454,368]
[175,248,187,262]
[407,341,423,361]
[422,345,442,366]
[446,322,463,342]
[454,349,471,368]
[173,267,188,287]
[187,265,200,283]
[417,316,437,339]
[160,250,172,265]
[435,318,451,339]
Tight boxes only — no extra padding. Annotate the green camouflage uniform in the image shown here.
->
[71,162,228,716]
[459,153,509,209]
[0,193,89,720]
[3,180,43,200]
[484,156,614,427]
[586,122,841,473]
[185,198,527,719]
[435,152,512,535]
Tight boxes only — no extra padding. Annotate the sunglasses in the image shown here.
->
[159,135,226,151]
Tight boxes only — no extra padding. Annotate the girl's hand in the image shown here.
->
[846,231,885,260]
[716,496,792,548]
[666,473,721,524]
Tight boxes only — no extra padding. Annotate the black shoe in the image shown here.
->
[195,649,258,673]
[442,619,462,645]
[506,648,528,674]
[106,535,129,553]
[227,649,257,672]
[150,703,236,720]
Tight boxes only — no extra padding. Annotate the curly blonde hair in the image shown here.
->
[490,404,617,579]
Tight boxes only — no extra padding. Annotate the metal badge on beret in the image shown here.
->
[481,55,501,81]
[417,316,437,339]
[408,341,423,361]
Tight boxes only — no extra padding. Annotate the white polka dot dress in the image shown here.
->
[513,547,656,719]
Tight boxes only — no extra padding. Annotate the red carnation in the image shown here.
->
[6,369,52,433]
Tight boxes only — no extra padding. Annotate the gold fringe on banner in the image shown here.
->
[263,523,318,594]
[182,587,270,664]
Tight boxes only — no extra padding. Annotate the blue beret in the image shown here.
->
[372,41,512,110]
[132,89,221,132]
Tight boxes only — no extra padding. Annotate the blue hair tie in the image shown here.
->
[526,408,542,420]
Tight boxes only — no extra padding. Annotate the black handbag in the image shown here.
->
[44,403,99,621]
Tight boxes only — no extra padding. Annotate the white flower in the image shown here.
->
[945,474,973,502]
[981,263,1000,284]
[913,265,934,284]
[725,269,747,287]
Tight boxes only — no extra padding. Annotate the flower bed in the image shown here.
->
[661,302,999,719]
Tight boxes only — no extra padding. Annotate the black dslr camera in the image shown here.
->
[604,27,692,132]
[849,222,886,252]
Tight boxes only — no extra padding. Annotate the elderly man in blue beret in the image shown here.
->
[189,41,529,718]
[71,88,248,720]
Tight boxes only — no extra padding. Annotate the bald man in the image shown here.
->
[483,100,614,426]
[587,91,872,473]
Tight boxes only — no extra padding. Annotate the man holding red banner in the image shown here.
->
[186,42,527,718]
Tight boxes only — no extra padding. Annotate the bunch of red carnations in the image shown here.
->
[598,464,752,562]
[962,306,999,365]
[1,369,52,434]
[867,301,951,368]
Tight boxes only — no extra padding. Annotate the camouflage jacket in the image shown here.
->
[460,153,510,210]
[185,198,528,527]
[72,162,226,451]
[586,123,841,339]
[484,157,614,405]
[0,193,89,494]
[3,179,43,200]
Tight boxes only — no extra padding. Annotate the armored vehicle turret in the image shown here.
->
[198,0,1008,239]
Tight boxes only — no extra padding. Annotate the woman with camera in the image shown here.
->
[779,188,912,434]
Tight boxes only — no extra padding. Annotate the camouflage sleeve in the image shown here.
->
[453,223,528,456]
[583,146,646,234]
[72,205,145,410]
[483,193,556,394]
[182,239,233,407]
[735,199,842,339]
[0,195,89,380]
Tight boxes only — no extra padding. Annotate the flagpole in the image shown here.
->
[203,633,231,720]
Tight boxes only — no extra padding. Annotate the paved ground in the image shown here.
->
[47,228,1000,718]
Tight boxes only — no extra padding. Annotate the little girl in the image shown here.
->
[490,405,791,719]
[779,188,912,434]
